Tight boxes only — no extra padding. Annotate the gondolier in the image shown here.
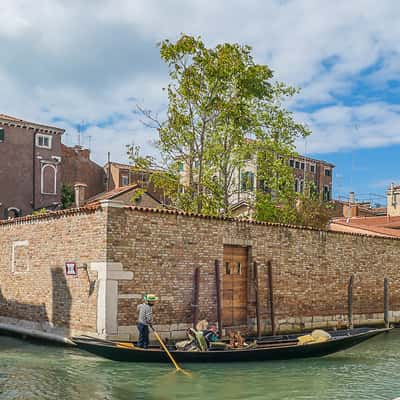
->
[137,293,158,349]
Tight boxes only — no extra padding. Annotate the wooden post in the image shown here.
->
[384,277,389,328]
[348,275,354,330]
[254,262,261,338]
[192,267,200,328]
[267,261,276,336]
[215,260,222,333]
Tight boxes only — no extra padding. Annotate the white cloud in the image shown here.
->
[0,0,399,163]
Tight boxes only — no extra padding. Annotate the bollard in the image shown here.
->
[384,277,389,328]
[192,267,200,328]
[267,261,276,336]
[254,262,261,338]
[348,275,354,330]
[214,260,222,334]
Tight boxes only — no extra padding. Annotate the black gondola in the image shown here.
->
[72,327,389,363]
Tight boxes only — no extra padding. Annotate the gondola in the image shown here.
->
[72,327,390,363]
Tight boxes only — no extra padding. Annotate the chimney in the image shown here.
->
[74,183,88,208]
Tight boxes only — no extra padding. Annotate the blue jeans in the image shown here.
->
[137,323,149,348]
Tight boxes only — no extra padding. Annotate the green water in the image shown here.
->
[1,331,400,400]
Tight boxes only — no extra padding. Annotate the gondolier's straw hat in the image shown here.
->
[144,293,159,302]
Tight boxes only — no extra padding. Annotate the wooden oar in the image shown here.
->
[116,342,137,349]
[150,326,191,377]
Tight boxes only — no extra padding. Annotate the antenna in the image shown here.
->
[304,136,307,185]
[351,124,359,192]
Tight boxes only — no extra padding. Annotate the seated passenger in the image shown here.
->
[203,323,220,347]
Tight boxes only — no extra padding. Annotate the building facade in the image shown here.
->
[179,153,334,209]
[0,114,64,219]
[104,162,168,204]
[61,144,106,200]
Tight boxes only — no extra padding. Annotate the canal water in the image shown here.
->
[1,330,400,400]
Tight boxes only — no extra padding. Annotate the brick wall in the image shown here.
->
[0,207,107,337]
[1,203,400,341]
[108,207,400,339]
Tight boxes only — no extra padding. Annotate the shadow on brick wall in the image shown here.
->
[0,287,49,324]
[51,267,72,336]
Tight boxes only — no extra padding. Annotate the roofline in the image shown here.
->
[85,184,140,203]
[0,114,65,134]
[2,202,399,242]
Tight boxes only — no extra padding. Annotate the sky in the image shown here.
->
[1,0,399,205]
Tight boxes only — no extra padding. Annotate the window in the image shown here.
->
[310,164,315,173]
[323,185,331,201]
[36,134,52,149]
[237,262,242,275]
[300,162,305,170]
[121,175,129,186]
[299,180,304,193]
[294,179,299,192]
[41,164,57,194]
[0,128,4,142]
[295,161,300,169]
[241,171,254,191]
[324,168,331,177]
[289,159,294,167]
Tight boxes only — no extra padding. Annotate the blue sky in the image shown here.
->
[1,0,399,205]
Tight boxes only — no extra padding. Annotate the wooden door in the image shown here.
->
[222,246,248,327]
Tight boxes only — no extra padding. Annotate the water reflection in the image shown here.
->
[0,331,400,400]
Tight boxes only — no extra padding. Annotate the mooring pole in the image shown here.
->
[267,261,276,336]
[254,262,261,338]
[348,275,354,330]
[192,267,200,328]
[384,277,389,328]
[215,260,222,334]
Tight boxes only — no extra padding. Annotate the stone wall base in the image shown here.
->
[248,311,400,334]
[0,316,96,345]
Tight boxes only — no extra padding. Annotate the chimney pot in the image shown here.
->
[74,183,88,208]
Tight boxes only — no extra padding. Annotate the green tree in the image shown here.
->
[132,34,310,219]
[295,182,332,229]
[61,184,75,209]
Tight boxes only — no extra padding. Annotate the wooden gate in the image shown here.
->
[222,246,248,327]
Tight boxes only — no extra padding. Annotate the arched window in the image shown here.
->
[5,207,21,219]
[41,164,57,194]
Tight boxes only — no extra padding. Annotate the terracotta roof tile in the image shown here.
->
[0,205,100,226]
[85,184,139,204]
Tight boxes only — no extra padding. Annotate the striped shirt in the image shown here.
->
[137,303,153,325]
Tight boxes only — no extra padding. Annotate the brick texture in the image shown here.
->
[0,208,107,337]
[1,205,400,339]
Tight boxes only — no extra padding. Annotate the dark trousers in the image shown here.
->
[137,323,149,348]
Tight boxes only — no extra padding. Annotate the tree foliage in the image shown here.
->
[130,34,325,225]
[61,184,75,209]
